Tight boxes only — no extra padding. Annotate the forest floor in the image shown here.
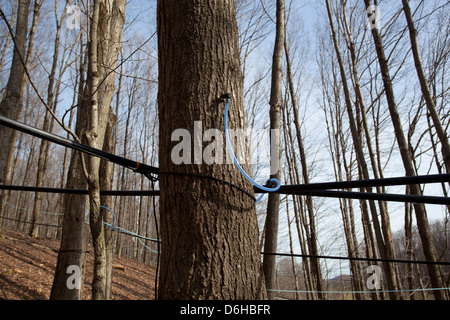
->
[0,229,156,300]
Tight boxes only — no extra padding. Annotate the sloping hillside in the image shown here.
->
[0,229,156,300]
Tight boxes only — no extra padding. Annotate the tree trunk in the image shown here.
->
[404,190,415,299]
[157,0,266,299]
[284,114,315,299]
[50,149,89,300]
[364,0,448,300]
[263,0,285,300]
[115,88,133,258]
[321,55,382,299]
[326,0,403,299]
[50,36,87,299]
[51,37,91,299]
[3,0,39,235]
[30,0,63,238]
[284,181,300,300]
[100,110,117,300]
[85,0,126,300]
[51,0,126,300]
[284,37,325,299]
[340,0,403,298]
[282,109,308,300]
[0,0,30,235]
[401,0,450,174]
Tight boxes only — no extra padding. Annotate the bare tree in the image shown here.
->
[326,0,402,299]
[0,0,30,235]
[364,0,448,300]
[401,0,450,174]
[157,0,266,299]
[83,0,126,300]
[100,109,117,300]
[263,0,285,300]
[51,0,126,300]
[29,0,65,238]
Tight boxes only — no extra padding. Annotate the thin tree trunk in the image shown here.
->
[136,119,149,262]
[15,133,36,231]
[115,92,133,258]
[263,0,285,300]
[427,113,450,214]
[0,0,31,236]
[401,0,450,173]
[404,189,415,299]
[285,186,301,299]
[30,0,65,238]
[284,36,325,299]
[284,104,316,299]
[85,0,126,300]
[100,110,117,300]
[282,110,302,300]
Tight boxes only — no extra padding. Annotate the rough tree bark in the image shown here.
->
[50,150,89,300]
[157,0,266,299]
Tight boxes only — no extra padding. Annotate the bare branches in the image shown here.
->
[0,8,81,144]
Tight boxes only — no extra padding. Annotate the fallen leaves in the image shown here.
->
[0,229,156,300]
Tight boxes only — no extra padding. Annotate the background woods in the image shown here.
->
[0,0,448,300]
